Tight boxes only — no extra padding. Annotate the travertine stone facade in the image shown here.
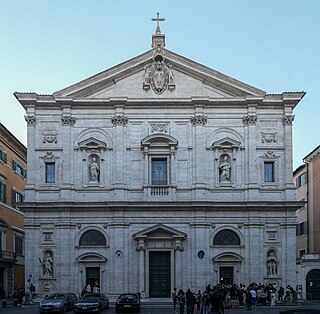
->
[15,28,305,299]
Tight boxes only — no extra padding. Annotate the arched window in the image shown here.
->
[213,229,240,245]
[79,230,106,246]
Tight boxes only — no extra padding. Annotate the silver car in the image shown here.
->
[39,293,78,313]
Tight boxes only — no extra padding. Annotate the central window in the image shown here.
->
[151,158,168,185]
[264,161,274,182]
[45,162,55,183]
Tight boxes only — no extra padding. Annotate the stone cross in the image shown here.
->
[152,12,165,30]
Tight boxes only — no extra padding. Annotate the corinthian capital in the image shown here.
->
[242,114,257,125]
[282,115,295,125]
[24,115,36,125]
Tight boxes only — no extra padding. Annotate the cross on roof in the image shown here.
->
[151,12,165,29]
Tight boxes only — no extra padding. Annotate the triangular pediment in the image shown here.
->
[52,48,266,100]
[133,224,187,240]
[78,137,107,150]
[212,137,241,149]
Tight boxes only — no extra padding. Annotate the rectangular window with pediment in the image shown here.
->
[45,162,55,183]
[264,161,274,182]
[151,158,168,185]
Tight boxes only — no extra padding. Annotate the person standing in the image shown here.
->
[186,288,194,314]
[245,289,253,311]
[172,288,177,311]
[177,289,185,314]
[196,290,202,312]
[201,290,210,314]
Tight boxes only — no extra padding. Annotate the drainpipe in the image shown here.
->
[305,161,310,253]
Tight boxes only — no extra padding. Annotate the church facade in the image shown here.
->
[15,21,305,298]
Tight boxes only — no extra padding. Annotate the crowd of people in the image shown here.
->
[171,282,297,313]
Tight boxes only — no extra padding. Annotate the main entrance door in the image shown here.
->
[219,267,233,285]
[86,267,100,291]
[149,252,170,297]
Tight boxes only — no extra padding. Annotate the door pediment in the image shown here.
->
[76,252,107,262]
[133,223,187,240]
[213,252,243,262]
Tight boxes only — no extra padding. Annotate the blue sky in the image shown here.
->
[1,0,319,169]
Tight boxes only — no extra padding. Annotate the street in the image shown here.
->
[1,301,320,314]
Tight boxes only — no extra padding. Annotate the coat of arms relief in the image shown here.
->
[143,54,175,94]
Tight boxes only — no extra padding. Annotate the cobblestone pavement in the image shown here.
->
[1,300,320,314]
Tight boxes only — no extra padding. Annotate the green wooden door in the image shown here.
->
[306,269,320,300]
[219,266,233,285]
[149,252,171,297]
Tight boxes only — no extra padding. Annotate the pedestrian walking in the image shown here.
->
[172,287,177,311]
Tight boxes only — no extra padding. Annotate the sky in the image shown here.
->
[0,0,319,169]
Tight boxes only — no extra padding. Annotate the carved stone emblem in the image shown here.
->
[150,123,168,133]
[43,134,58,144]
[262,133,276,143]
[143,54,175,94]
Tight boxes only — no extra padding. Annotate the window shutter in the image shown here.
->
[3,152,7,163]
[0,183,7,204]
[12,189,16,205]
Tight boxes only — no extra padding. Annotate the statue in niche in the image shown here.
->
[89,156,100,182]
[219,156,231,182]
[267,251,278,276]
[40,252,53,277]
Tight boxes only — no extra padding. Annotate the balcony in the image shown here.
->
[0,250,17,263]
[144,185,176,201]
[151,186,169,196]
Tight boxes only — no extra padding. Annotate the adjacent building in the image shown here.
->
[15,20,305,299]
[0,123,27,298]
[295,145,320,300]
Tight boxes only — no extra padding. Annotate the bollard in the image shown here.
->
[2,300,7,308]
[24,291,31,305]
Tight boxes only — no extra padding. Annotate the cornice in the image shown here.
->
[0,123,27,161]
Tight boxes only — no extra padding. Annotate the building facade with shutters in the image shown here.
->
[295,146,320,300]
[15,22,305,299]
[0,123,26,298]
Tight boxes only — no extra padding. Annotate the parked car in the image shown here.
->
[74,293,109,313]
[39,293,78,313]
[115,293,140,313]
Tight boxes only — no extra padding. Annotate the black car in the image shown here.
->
[115,293,140,313]
[39,293,78,313]
[74,293,109,313]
